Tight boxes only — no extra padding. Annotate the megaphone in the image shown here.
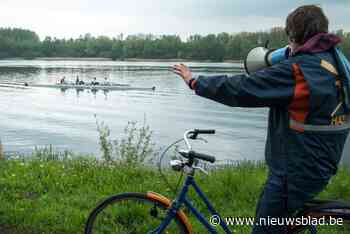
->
[244,46,290,74]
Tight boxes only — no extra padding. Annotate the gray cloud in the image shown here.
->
[0,0,349,40]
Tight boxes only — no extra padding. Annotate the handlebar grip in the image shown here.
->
[190,151,216,163]
[194,129,216,134]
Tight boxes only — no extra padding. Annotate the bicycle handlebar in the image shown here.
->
[194,129,215,134]
[178,150,216,163]
[185,129,213,149]
[190,151,216,163]
[188,129,216,140]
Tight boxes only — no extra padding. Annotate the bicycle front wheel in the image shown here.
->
[85,192,191,234]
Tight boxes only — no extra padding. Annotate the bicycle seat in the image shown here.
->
[300,199,350,219]
[290,200,350,233]
[304,199,350,210]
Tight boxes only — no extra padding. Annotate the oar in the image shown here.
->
[0,84,29,89]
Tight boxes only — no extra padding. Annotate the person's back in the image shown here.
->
[263,46,349,224]
[172,5,350,233]
[268,48,348,177]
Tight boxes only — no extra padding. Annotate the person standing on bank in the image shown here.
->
[173,5,350,233]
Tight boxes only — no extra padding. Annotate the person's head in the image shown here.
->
[285,5,329,48]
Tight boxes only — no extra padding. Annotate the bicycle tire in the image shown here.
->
[85,192,192,234]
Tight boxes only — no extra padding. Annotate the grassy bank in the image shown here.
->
[0,156,349,233]
[1,121,349,233]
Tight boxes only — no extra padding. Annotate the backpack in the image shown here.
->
[334,47,350,114]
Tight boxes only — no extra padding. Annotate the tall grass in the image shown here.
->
[0,158,349,234]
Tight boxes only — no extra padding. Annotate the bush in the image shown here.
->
[96,118,156,166]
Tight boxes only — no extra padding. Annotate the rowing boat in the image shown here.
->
[30,83,156,91]
[0,82,156,91]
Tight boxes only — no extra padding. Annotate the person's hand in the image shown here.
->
[172,64,193,84]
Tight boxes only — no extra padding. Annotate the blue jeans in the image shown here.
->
[252,172,329,234]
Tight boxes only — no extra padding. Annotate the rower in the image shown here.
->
[91,77,99,86]
[60,77,66,84]
[102,77,110,86]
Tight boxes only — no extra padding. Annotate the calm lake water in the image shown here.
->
[0,60,348,165]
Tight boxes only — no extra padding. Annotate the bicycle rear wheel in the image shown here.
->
[85,192,191,234]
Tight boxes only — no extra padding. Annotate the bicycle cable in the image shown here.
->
[158,138,184,195]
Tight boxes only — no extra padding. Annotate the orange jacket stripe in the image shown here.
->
[288,64,311,131]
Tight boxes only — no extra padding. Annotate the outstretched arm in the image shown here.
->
[173,62,296,108]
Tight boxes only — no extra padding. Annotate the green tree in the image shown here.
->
[0,27,349,60]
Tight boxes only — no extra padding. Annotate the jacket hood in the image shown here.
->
[294,33,341,55]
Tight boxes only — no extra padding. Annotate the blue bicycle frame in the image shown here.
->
[149,173,320,234]
[151,175,232,234]
[145,127,324,234]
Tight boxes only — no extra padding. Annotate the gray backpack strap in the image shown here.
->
[289,116,350,132]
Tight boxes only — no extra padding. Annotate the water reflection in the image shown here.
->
[57,88,113,101]
[0,66,40,82]
[0,60,348,166]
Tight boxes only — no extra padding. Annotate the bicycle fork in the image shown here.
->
[148,177,192,234]
[149,176,232,234]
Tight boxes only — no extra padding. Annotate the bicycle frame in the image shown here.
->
[151,174,324,234]
[151,174,232,234]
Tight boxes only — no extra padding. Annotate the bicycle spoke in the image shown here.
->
[86,194,188,234]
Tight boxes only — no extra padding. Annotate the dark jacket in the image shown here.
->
[192,34,349,182]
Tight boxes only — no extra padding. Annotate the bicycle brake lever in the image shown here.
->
[189,132,198,140]
[196,137,208,144]
[193,166,208,175]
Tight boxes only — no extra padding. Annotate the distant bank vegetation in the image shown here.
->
[0,27,349,61]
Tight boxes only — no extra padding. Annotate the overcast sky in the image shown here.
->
[1,0,349,40]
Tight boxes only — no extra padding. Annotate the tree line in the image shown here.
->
[0,27,349,61]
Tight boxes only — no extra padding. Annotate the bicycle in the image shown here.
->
[85,129,350,233]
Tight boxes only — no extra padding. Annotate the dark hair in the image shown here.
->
[285,5,329,44]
